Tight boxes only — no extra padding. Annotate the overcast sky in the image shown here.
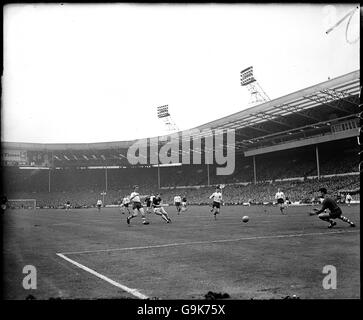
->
[2,3,360,143]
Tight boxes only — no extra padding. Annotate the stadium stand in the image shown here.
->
[2,71,360,208]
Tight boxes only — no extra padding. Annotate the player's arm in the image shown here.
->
[314,205,327,215]
[209,193,214,199]
[310,201,328,215]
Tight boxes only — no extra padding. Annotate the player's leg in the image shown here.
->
[154,207,168,222]
[336,208,355,227]
[127,207,138,223]
[279,203,284,214]
[210,203,214,213]
[160,207,171,222]
[210,203,215,216]
[213,203,219,219]
[338,215,355,226]
[127,205,141,225]
[138,207,149,224]
[318,212,336,228]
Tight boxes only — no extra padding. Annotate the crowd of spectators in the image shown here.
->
[3,139,359,208]
[6,174,359,208]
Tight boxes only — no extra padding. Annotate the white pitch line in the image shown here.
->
[56,253,149,299]
[58,229,359,255]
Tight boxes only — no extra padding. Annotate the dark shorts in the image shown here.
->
[124,203,129,208]
[146,201,152,208]
[212,201,221,209]
[277,198,284,204]
[97,204,101,208]
[175,202,181,207]
[133,202,142,210]
[329,208,342,219]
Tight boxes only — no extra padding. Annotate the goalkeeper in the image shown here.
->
[309,188,355,228]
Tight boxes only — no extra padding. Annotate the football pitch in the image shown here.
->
[3,205,360,300]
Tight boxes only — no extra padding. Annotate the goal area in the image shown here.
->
[7,199,37,210]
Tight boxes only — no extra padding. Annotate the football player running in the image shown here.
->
[209,186,223,220]
[174,195,182,214]
[275,188,286,214]
[127,185,149,225]
[120,195,131,215]
[152,193,172,223]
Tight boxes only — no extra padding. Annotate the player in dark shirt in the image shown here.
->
[145,195,152,214]
[152,194,171,223]
[309,188,355,228]
[181,196,187,211]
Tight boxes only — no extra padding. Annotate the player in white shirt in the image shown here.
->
[174,195,182,214]
[345,193,352,207]
[275,188,286,214]
[96,199,102,212]
[65,200,71,211]
[120,195,131,214]
[209,186,223,220]
[127,185,149,225]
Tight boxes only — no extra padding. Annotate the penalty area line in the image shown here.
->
[56,253,149,299]
[59,229,359,255]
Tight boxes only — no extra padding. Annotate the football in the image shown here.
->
[242,216,249,223]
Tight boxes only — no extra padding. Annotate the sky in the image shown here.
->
[2,3,360,143]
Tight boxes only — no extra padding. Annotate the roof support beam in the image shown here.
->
[252,112,295,129]
[245,124,273,134]
[303,93,351,114]
[321,89,360,107]
[275,104,321,122]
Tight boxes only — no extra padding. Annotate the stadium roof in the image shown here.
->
[3,69,360,153]
[196,70,360,132]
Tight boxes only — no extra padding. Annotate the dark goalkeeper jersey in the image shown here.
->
[319,197,340,214]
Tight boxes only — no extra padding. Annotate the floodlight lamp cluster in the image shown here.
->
[240,66,256,86]
[157,105,170,119]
